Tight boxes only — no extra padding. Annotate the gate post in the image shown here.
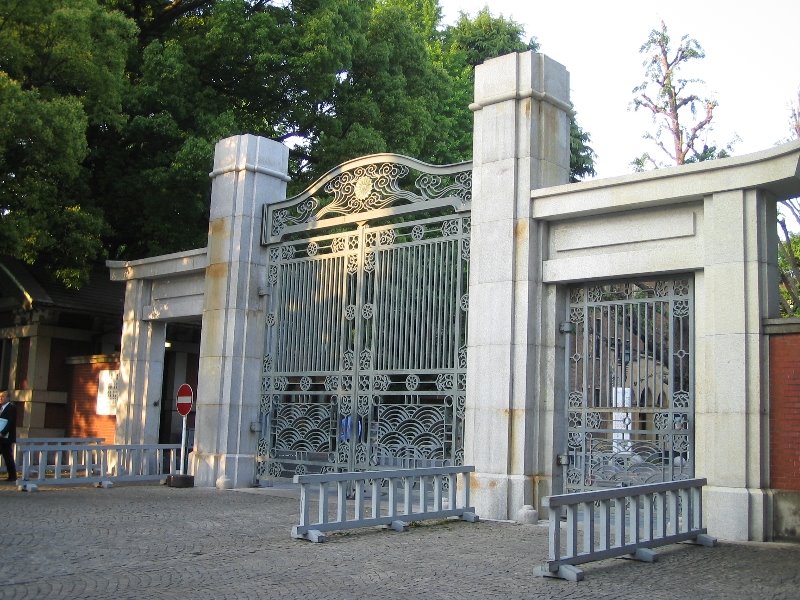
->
[115,280,166,445]
[192,135,289,489]
[466,52,570,520]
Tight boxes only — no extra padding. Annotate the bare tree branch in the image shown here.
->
[778,217,800,315]
[780,199,800,226]
[631,21,724,168]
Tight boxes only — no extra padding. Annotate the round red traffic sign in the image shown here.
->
[176,383,194,417]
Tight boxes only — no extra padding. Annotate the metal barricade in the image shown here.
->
[291,465,478,542]
[10,438,105,472]
[540,478,716,581]
[18,443,181,489]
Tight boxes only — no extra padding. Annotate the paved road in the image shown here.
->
[1,481,799,599]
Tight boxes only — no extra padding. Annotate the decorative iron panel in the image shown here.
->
[258,156,471,478]
[564,278,694,493]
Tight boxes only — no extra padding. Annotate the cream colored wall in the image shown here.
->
[521,143,795,541]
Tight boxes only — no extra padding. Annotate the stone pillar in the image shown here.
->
[466,52,570,520]
[24,328,52,433]
[697,188,777,540]
[8,337,19,393]
[26,330,51,390]
[116,279,166,444]
[192,135,289,489]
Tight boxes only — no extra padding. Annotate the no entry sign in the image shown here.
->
[176,383,194,417]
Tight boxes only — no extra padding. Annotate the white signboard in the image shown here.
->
[612,387,632,450]
[97,370,120,416]
[612,387,632,408]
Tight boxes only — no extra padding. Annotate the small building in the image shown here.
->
[0,256,201,445]
[0,257,124,437]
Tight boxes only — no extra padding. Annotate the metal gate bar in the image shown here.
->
[258,157,471,479]
[565,278,694,493]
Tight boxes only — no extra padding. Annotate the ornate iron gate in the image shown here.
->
[257,156,471,478]
[564,277,694,493]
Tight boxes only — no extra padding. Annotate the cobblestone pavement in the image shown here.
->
[1,482,799,600]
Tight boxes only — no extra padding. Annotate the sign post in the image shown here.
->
[176,383,194,475]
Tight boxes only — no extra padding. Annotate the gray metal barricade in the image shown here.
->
[11,438,105,472]
[292,465,478,542]
[18,443,181,489]
[540,478,716,581]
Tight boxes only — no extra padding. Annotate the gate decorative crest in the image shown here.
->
[258,154,472,478]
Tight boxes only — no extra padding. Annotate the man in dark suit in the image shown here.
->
[0,390,17,482]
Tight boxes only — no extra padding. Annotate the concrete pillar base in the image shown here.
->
[704,485,769,541]
[516,505,539,524]
[192,452,256,489]
[166,474,195,488]
[471,472,537,521]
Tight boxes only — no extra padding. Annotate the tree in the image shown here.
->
[789,87,800,141]
[438,8,596,179]
[301,1,448,185]
[569,119,596,182]
[92,0,372,257]
[3,1,597,284]
[777,87,800,316]
[630,21,731,171]
[109,2,596,238]
[442,7,537,69]
[0,0,136,286]
[305,5,596,184]
[380,0,441,43]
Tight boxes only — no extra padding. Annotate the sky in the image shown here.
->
[437,0,800,179]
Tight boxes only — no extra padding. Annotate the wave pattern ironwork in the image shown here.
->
[258,155,471,478]
[565,278,694,493]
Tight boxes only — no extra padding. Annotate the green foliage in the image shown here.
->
[683,144,731,163]
[777,97,800,318]
[379,0,442,42]
[0,0,135,286]
[426,8,537,165]
[569,119,596,182]
[2,0,597,284]
[442,8,538,68]
[436,8,594,181]
[778,202,800,317]
[94,0,372,258]
[777,231,800,317]
[304,2,448,184]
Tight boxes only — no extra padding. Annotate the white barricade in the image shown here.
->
[292,465,478,542]
[11,438,105,472]
[18,443,181,490]
[540,478,717,581]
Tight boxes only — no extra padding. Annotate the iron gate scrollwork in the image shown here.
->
[564,277,694,493]
[258,156,471,478]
